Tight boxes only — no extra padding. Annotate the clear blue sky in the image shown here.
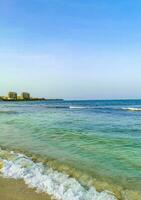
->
[0,0,141,99]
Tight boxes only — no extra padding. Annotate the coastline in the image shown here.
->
[0,148,118,200]
[0,147,141,200]
[0,176,51,200]
[0,99,64,102]
[0,165,140,200]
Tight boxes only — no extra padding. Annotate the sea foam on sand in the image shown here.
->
[0,151,117,200]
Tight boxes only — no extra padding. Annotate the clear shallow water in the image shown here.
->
[0,100,141,199]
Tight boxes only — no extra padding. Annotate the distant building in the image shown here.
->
[21,92,30,100]
[17,96,22,100]
[8,92,17,100]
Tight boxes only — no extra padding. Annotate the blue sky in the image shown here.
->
[0,0,141,99]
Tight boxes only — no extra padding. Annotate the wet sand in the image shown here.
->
[0,176,51,200]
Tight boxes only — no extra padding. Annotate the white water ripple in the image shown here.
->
[0,152,117,200]
[121,107,141,111]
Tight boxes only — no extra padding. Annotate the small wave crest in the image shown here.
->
[43,106,70,109]
[69,106,106,109]
[0,110,17,114]
[69,106,91,109]
[0,149,116,200]
[121,107,141,112]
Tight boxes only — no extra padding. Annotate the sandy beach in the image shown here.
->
[0,176,51,200]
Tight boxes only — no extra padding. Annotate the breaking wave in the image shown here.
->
[120,107,141,111]
[0,149,116,200]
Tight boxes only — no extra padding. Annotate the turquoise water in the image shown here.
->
[0,100,141,199]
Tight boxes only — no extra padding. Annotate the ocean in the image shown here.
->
[0,100,141,200]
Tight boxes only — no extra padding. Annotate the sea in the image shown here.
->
[0,99,141,200]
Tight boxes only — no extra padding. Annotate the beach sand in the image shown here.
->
[0,176,51,200]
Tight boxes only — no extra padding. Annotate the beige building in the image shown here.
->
[8,92,17,100]
[21,92,30,100]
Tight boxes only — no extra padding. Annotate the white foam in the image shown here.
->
[121,107,141,111]
[0,152,117,200]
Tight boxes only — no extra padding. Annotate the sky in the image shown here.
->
[0,0,141,99]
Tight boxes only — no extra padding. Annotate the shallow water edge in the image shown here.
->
[0,147,140,200]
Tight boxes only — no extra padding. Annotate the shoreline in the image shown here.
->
[0,176,51,200]
[0,175,140,200]
[0,147,141,200]
[0,170,140,200]
[0,148,118,200]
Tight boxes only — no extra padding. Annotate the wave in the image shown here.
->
[5,105,70,109]
[0,149,116,200]
[69,106,91,109]
[40,105,104,109]
[4,104,141,112]
[43,106,70,109]
[69,106,106,109]
[0,110,17,114]
[120,107,141,111]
